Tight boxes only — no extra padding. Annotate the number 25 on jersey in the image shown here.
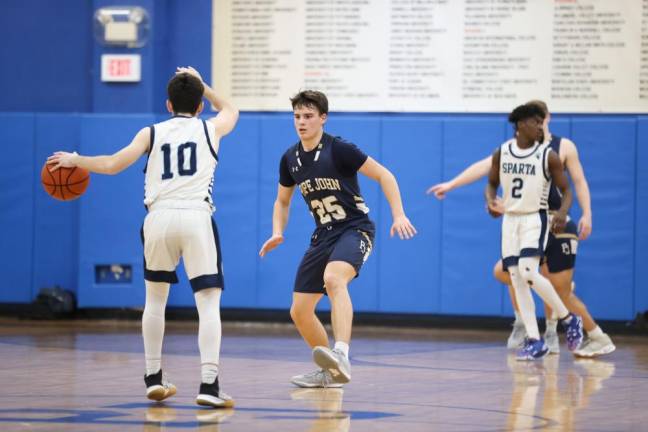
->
[310,195,347,224]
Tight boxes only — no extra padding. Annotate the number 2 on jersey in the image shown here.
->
[511,177,523,198]
[161,142,197,180]
[310,196,347,224]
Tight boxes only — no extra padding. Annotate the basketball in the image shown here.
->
[41,161,90,201]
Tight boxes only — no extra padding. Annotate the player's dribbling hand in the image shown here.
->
[577,214,592,240]
[47,151,78,171]
[426,182,452,199]
[259,234,284,257]
[390,215,417,240]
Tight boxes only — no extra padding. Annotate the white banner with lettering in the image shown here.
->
[212,0,648,112]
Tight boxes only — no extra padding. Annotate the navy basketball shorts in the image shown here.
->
[543,220,578,273]
[294,222,375,294]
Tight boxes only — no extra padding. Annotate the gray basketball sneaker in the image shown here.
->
[544,329,560,354]
[312,347,351,384]
[574,334,616,358]
[507,321,527,349]
[291,369,343,388]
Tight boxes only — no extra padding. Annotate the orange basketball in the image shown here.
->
[41,162,90,201]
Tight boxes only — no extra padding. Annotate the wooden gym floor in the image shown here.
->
[0,318,646,431]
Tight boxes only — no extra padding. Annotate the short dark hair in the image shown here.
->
[508,103,546,129]
[167,73,203,114]
[526,99,549,116]
[290,90,328,115]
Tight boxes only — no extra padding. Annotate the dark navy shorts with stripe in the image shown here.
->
[294,220,375,294]
[543,219,578,273]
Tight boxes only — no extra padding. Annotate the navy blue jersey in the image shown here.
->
[279,133,371,228]
[547,135,562,211]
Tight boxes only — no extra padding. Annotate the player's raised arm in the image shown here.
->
[259,184,295,257]
[176,66,239,138]
[547,150,573,233]
[485,148,502,217]
[47,127,150,175]
[427,155,492,199]
[358,156,416,239]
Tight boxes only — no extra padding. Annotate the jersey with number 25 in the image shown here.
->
[144,116,219,209]
[499,139,552,214]
[279,133,371,228]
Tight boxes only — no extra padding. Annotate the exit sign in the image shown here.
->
[101,54,141,82]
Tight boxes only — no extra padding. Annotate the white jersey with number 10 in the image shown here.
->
[144,116,219,209]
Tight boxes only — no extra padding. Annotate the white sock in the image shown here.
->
[334,341,349,358]
[509,266,540,340]
[545,319,558,333]
[195,288,223,384]
[514,310,523,324]
[518,257,569,318]
[142,281,170,376]
[588,326,603,339]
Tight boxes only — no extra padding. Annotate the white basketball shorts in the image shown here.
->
[501,210,548,270]
[141,203,224,292]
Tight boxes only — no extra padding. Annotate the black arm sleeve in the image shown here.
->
[332,139,369,177]
[279,153,296,187]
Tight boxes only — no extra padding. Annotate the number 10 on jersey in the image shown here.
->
[161,142,197,180]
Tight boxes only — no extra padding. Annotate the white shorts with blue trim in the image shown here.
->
[141,201,224,292]
[501,210,549,270]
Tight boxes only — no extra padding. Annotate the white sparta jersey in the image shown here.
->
[144,116,219,209]
[500,139,552,214]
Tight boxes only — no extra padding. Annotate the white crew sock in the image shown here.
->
[334,341,349,359]
[143,281,170,376]
[509,266,540,340]
[195,288,223,384]
[588,326,603,339]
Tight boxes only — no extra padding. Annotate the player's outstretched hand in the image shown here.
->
[390,215,417,240]
[578,214,592,240]
[426,182,452,199]
[176,66,204,83]
[47,151,78,171]
[259,234,284,257]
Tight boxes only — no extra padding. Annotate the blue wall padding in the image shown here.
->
[1,112,646,321]
[635,118,648,315]
[77,115,155,307]
[571,118,637,320]
[440,118,509,315]
[0,114,35,302]
[32,115,81,299]
[214,116,261,308]
[377,118,443,313]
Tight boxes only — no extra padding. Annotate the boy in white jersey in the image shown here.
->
[486,103,584,360]
[47,66,238,407]
[427,100,615,358]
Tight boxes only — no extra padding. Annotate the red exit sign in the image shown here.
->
[101,54,141,82]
